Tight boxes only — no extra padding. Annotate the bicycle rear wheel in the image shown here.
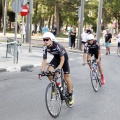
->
[90,70,99,92]
[117,47,120,57]
[45,82,61,118]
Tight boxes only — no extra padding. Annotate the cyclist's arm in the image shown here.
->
[83,53,87,63]
[42,46,47,71]
[98,50,101,60]
[57,56,65,69]
[41,59,47,71]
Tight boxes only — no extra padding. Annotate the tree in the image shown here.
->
[0,1,2,28]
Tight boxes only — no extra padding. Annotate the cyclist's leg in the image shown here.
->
[94,54,105,84]
[94,53,103,75]
[47,57,59,81]
[62,59,74,104]
[62,59,72,94]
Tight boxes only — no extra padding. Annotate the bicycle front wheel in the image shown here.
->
[117,47,120,57]
[45,82,61,118]
[90,70,99,92]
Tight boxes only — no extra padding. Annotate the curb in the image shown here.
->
[0,64,42,73]
[0,68,7,72]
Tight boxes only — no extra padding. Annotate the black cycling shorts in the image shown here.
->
[118,43,120,47]
[49,57,70,74]
[88,50,99,59]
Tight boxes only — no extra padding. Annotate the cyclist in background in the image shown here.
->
[82,34,105,85]
[40,32,74,105]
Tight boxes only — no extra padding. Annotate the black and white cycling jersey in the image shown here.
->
[84,40,100,54]
[43,41,68,60]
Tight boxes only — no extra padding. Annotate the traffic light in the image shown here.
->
[75,6,81,17]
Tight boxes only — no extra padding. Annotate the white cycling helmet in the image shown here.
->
[42,32,58,42]
[87,34,94,41]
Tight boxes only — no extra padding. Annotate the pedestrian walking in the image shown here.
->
[68,26,73,49]
[105,29,112,55]
[70,26,76,49]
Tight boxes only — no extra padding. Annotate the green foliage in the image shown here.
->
[7,11,15,22]
[1,0,120,30]
[0,1,2,14]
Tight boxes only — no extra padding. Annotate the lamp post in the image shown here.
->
[3,0,8,36]
[96,0,103,41]
[26,0,33,53]
[79,0,85,50]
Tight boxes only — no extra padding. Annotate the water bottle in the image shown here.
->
[57,82,63,91]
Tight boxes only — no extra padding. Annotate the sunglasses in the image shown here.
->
[88,39,93,41]
[43,38,49,42]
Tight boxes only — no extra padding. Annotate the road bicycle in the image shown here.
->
[89,59,102,92]
[117,44,120,57]
[38,70,74,118]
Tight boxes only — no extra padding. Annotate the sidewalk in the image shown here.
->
[0,45,53,72]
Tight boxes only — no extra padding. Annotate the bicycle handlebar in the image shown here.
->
[38,70,62,80]
[38,71,56,77]
[82,59,97,66]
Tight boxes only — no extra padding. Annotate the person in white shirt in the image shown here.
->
[37,24,40,36]
[116,29,120,48]
[102,29,107,49]
[20,24,26,43]
[81,29,88,51]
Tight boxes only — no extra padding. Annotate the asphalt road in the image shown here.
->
[0,50,120,120]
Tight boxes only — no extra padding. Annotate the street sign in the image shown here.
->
[20,5,29,16]
[11,0,23,13]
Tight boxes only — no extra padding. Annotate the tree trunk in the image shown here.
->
[48,15,51,30]
[2,0,4,28]
[52,14,54,28]
[0,16,1,28]
[54,4,60,35]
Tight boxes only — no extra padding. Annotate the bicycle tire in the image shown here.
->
[90,70,99,92]
[117,47,120,57]
[63,79,74,108]
[45,82,61,118]
[96,68,102,87]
